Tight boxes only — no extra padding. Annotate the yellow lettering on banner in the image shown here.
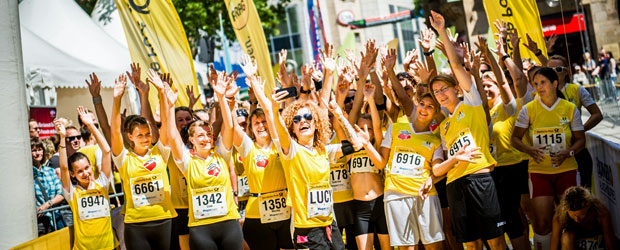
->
[482,0,548,63]
[224,0,276,96]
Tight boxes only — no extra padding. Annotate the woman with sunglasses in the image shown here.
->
[547,55,602,188]
[428,11,506,250]
[360,92,445,250]
[55,106,115,250]
[233,56,294,250]
[512,67,585,250]
[111,73,177,250]
[165,70,242,249]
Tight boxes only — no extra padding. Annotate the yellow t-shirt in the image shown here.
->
[114,143,177,223]
[281,141,335,228]
[168,155,189,209]
[182,149,240,227]
[65,176,115,250]
[233,149,249,202]
[490,102,522,166]
[383,123,439,196]
[439,102,496,184]
[562,83,583,111]
[517,98,580,174]
[237,135,287,219]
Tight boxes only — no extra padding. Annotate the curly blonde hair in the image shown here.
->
[281,101,331,149]
[555,186,605,226]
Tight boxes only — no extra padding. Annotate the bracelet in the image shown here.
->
[501,54,510,62]
[300,88,312,94]
[423,49,435,56]
[92,96,102,105]
[59,144,66,149]
[47,200,53,207]
[534,49,542,57]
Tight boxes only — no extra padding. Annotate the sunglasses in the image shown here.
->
[292,113,313,124]
[67,135,82,142]
[554,66,567,73]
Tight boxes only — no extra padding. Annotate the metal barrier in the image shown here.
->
[36,192,124,231]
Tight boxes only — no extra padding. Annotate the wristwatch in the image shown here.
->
[569,150,575,157]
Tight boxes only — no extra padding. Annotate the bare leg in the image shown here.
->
[356,233,373,250]
[487,234,507,250]
[464,239,483,250]
[377,234,391,250]
[179,235,190,250]
[440,208,463,250]
[423,241,444,250]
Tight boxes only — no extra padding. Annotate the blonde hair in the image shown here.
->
[281,101,331,148]
[555,186,605,226]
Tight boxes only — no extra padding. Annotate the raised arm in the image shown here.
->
[429,11,473,92]
[319,44,337,104]
[85,73,111,144]
[78,106,111,179]
[186,86,201,110]
[487,37,515,105]
[211,71,236,151]
[357,124,389,170]
[505,30,528,99]
[111,74,127,156]
[362,83,383,149]
[385,48,415,116]
[127,63,159,144]
[323,99,365,159]
[53,120,71,192]
[418,27,438,80]
[524,34,548,66]
[349,40,379,124]
[145,69,168,146]
[163,82,185,167]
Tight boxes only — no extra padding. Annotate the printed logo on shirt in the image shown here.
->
[397,130,411,140]
[456,111,465,121]
[255,154,269,168]
[206,163,221,177]
[560,117,570,125]
[443,121,450,133]
[238,155,243,162]
[422,141,433,150]
[143,158,157,171]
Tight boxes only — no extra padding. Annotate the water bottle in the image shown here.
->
[549,143,560,168]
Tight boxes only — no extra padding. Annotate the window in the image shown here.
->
[268,4,304,76]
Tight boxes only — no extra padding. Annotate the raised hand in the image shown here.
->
[411,60,435,84]
[508,28,521,51]
[545,33,557,52]
[277,49,291,87]
[491,37,508,57]
[146,69,165,91]
[77,106,95,126]
[419,27,437,52]
[186,86,201,109]
[240,54,258,79]
[161,73,173,88]
[113,74,127,99]
[493,19,508,40]
[403,50,416,72]
[210,71,229,97]
[429,10,446,31]
[474,36,490,55]
[322,98,345,118]
[523,34,540,53]
[163,84,178,107]
[320,43,336,71]
[53,119,66,137]
[85,73,101,97]
[471,51,482,75]
[436,40,447,58]
[382,48,398,71]
[300,64,314,91]
[362,83,376,98]
[126,63,145,90]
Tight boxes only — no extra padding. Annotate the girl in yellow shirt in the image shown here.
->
[428,11,506,250]
[512,67,585,250]
[111,73,177,250]
[56,106,115,250]
[165,70,242,249]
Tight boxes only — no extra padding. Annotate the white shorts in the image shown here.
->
[384,195,444,246]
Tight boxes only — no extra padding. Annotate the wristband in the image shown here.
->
[423,49,435,56]
[300,88,312,94]
[376,95,388,111]
[47,200,53,207]
[534,49,542,57]
[501,54,510,62]
[59,144,66,149]
[340,140,355,156]
[92,96,102,105]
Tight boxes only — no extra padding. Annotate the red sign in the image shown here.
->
[542,13,585,37]
[30,107,57,139]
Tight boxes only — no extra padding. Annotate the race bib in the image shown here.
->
[532,127,567,154]
[192,186,227,219]
[130,174,164,208]
[390,147,425,177]
[259,190,291,223]
[77,190,109,220]
[350,152,379,174]
[307,182,333,219]
[576,235,605,250]
[330,164,351,193]
[447,129,477,158]
[237,176,250,197]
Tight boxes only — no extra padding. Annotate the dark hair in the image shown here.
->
[247,108,266,141]
[533,67,565,100]
[175,106,192,116]
[80,126,91,142]
[49,134,61,151]
[67,152,89,172]
[123,115,148,135]
[428,74,458,104]
[606,51,614,59]
[549,55,572,82]
[30,139,47,165]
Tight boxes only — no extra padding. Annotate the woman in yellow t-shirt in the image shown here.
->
[111,73,177,250]
[512,67,585,249]
[165,70,242,249]
[55,106,115,250]
[362,93,445,249]
[427,11,506,250]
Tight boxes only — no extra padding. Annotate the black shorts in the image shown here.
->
[447,173,504,243]
[435,178,449,208]
[170,208,189,250]
[293,220,345,250]
[242,218,294,250]
[492,165,526,239]
[517,160,530,195]
[351,195,389,236]
[124,218,172,250]
[189,219,243,250]
[333,200,355,228]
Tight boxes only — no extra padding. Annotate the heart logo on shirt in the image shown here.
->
[255,155,269,168]
[206,163,220,177]
[143,158,157,171]
[398,130,411,140]
[238,155,243,162]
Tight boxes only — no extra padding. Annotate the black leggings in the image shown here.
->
[189,219,243,250]
[124,219,172,250]
[243,218,294,249]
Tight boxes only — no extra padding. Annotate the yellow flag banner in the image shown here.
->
[114,0,200,111]
[224,0,276,95]
[482,0,548,63]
